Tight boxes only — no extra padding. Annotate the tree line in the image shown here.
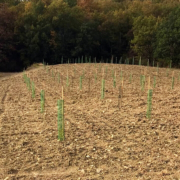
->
[1,0,180,71]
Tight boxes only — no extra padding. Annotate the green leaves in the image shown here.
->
[154,7,180,65]
[2,0,180,70]
[131,15,158,60]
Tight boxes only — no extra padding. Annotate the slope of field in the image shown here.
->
[1,63,180,180]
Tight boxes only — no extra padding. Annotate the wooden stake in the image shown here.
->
[62,86,64,100]
[148,76,151,90]
[172,71,175,90]
[103,68,104,79]
[96,69,98,98]
[72,74,74,90]
[88,73,91,94]
[121,77,124,99]
[118,86,122,110]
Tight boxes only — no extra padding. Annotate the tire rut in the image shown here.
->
[0,85,10,179]
[0,85,10,116]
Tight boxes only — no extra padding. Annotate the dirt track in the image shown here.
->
[1,63,180,180]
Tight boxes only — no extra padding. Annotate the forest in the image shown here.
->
[1,0,180,71]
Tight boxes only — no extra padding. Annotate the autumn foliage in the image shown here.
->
[1,0,180,71]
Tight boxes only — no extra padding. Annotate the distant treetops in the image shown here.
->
[0,0,180,71]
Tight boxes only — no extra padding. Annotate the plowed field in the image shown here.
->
[1,63,180,179]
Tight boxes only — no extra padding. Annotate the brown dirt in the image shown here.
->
[1,63,180,180]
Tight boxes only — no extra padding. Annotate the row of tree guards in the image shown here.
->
[23,60,178,141]
[23,71,65,141]
[45,61,177,94]
[44,56,173,67]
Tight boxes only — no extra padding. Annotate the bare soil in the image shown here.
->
[1,63,180,180]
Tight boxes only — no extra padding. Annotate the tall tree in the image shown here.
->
[131,15,158,62]
[0,3,20,71]
[154,6,180,66]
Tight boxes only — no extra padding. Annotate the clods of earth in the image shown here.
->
[0,63,180,179]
